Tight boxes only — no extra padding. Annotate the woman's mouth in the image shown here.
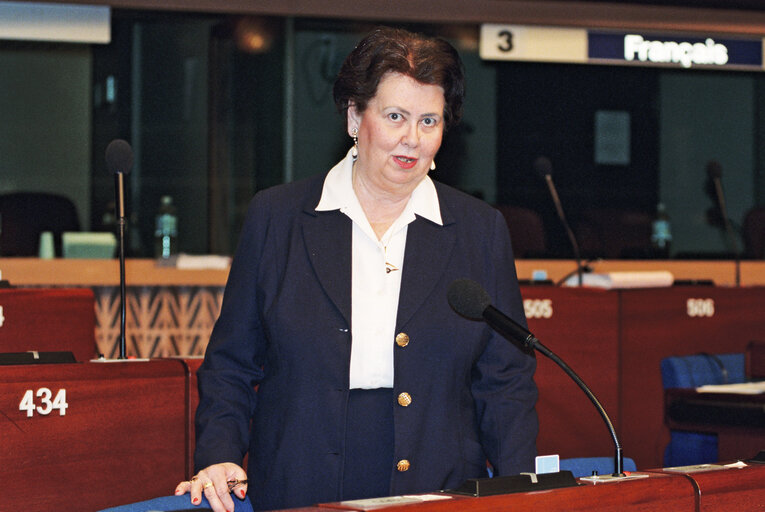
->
[394,155,418,169]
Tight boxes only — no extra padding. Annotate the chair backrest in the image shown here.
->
[660,353,746,389]
[0,192,80,257]
[495,205,547,258]
[574,208,653,259]
[560,456,637,478]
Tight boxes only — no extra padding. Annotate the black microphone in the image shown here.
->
[534,157,583,286]
[706,161,741,287]
[105,139,134,359]
[447,278,625,477]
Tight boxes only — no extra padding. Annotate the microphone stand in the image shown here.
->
[711,178,741,287]
[543,175,583,286]
[483,307,624,476]
[115,171,127,359]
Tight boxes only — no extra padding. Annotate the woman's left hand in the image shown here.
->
[175,462,248,512]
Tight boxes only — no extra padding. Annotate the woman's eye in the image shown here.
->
[422,117,437,127]
[389,112,401,121]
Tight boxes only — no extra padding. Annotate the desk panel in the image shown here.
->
[619,286,765,469]
[0,287,96,361]
[665,388,765,462]
[521,286,621,459]
[0,360,188,512]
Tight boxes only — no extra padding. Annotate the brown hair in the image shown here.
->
[333,26,465,129]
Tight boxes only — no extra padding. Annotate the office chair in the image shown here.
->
[560,456,637,478]
[660,352,746,467]
[496,205,547,258]
[0,192,80,257]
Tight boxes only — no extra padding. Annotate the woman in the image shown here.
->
[177,26,538,512]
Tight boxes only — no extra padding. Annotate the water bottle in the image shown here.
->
[154,195,178,259]
[650,202,672,258]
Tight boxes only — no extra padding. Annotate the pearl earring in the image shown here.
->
[430,160,436,171]
[351,128,359,159]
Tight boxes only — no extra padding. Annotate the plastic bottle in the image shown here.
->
[650,202,672,258]
[154,195,178,259]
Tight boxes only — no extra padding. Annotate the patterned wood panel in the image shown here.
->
[93,286,224,358]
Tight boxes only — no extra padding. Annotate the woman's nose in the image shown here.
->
[401,123,419,147]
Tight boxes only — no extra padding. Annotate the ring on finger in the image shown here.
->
[203,481,214,490]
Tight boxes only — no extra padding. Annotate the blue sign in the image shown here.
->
[589,31,763,70]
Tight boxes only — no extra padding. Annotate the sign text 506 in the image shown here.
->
[19,388,68,417]
[524,299,553,319]
[686,298,715,317]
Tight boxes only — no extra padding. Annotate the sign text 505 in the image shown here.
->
[19,388,68,417]
[524,299,553,319]
[686,298,715,317]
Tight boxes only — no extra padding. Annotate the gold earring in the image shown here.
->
[430,160,436,171]
[351,128,359,159]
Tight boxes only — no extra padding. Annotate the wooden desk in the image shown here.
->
[0,359,188,512]
[273,463,765,512]
[522,286,620,459]
[665,388,765,462]
[678,462,765,512]
[618,286,765,469]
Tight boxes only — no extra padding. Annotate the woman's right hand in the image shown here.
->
[175,462,248,512]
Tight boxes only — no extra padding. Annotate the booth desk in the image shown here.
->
[2,258,765,470]
[0,359,190,512]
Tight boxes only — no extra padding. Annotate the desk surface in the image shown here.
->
[266,463,765,512]
[3,258,765,286]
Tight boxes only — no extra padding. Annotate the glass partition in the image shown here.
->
[0,10,762,259]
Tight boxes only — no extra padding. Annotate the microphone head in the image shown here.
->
[447,278,491,320]
[105,139,134,175]
[706,160,722,180]
[533,156,552,179]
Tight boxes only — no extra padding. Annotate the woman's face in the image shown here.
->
[348,72,445,196]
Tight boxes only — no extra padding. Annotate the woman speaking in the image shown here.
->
[179,26,538,512]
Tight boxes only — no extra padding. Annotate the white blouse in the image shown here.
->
[316,149,443,389]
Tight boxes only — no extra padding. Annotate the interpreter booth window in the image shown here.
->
[0,12,763,260]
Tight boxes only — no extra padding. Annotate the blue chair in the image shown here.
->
[660,352,746,467]
[98,494,253,512]
[560,456,637,478]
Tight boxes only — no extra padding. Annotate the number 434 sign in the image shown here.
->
[19,388,69,417]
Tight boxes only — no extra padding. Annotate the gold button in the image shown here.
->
[396,459,411,472]
[397,392,412,407]
[395,332,410,347]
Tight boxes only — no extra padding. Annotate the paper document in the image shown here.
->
[696,381,765,394]
[564,271,674,289]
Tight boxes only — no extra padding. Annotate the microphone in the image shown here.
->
[706,161,741,287]
[534,157,583,286]
[105,139,134,359]
[447,278,625,477]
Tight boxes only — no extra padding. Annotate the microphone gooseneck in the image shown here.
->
[706,161,741,287]
[448,278,625,477]
[105,139,134,360]
[534,157,583,287]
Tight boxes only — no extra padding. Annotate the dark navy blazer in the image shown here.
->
[195,173,538,511]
